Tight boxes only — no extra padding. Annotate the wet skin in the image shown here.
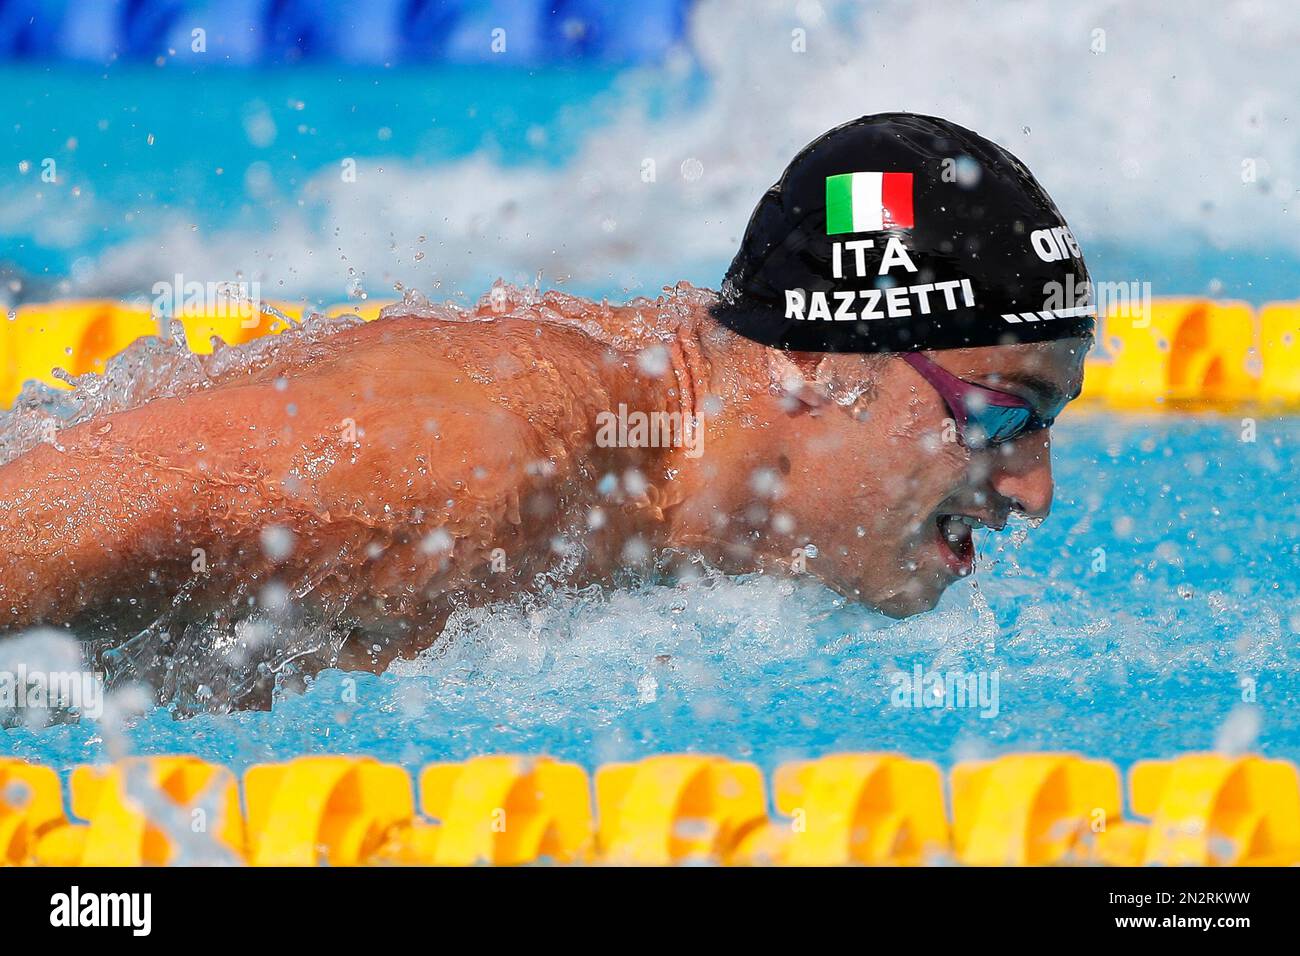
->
[0,289,1088,678]
[705,338,1089,617]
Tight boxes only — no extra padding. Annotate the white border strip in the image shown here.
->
[1001,305,1095,324]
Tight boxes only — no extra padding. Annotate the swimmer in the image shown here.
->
[0,114,1092,707]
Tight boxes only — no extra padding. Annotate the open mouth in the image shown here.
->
[936,514,982,576]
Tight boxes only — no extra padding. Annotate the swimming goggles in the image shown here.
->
[901,352,1056,448]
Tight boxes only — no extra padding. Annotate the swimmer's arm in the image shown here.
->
[0,375,338,629]
[0,356,543,632]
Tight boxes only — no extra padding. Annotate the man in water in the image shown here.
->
[0,114,1091,705]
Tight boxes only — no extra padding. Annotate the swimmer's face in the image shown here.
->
[789,337,1088,617]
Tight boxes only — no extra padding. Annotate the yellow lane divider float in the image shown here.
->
[411,755,594,865]
[596,755,766,864]
[3,297,1300,409]
[2,752,1299,866]
[1089,298,1300,408]
[36,757,244,866]
[0,298,392,407]
[950,753,1122,865]
[734,753,947,865]
[1120,754,1300,866]
[243,756,411,866]
[0,759,65,865]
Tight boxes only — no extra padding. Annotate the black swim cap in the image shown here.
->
[711,113,1095,353]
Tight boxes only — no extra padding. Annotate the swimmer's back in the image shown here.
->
[0,291,703,638]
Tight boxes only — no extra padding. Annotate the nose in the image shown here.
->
[987,429,1055,519]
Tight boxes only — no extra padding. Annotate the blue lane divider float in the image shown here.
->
[0,0,693,66]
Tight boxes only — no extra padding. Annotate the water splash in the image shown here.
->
[0,309,366,467]
[0,284,730,715]
[0,305,1296,775]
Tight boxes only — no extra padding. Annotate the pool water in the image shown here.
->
[6,413,1297,779]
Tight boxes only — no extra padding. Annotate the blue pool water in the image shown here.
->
[1,64,633,291]
[6,414,1298,779]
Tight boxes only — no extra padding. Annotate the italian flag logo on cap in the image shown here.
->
[825,171,914,234]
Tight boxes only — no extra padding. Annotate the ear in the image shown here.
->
[784,351,825,378]
[766,349,832,415]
